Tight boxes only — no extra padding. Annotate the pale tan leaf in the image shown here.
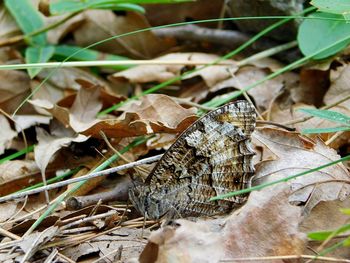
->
[0,160,39,196]
[0,3,21,41]
[0,70,34,114]
[13,115,51,132]
[69,83,102,132]
[252,127,350,215]
[111,53,238,87]
[34,127,88,174]
[0,115,17,154]
[82,94,197,138]
[74,10,164,58]
[139,187,305,263]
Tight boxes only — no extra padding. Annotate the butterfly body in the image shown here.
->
[129,101,256,219]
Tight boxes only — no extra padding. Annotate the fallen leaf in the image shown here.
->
[0,202,18,222]
[46,13,84,44]
[30,83,124,135]
[111,53,238,88]
[34,127,88,174]
[37,67,107,92]
[0,3,21,41]
[61,228,145,262]
[324,64,350,110]
[83,94,197,137]
[300,198,350,259]
[17,226,59,260]
[0,70,35,114]
[211,66,285,111]
[0,160,40,196]
[139,187,305,263]
[252,127,350,215]
[0,114,17,155]
[74,10,164,58]
[13,114,51,132]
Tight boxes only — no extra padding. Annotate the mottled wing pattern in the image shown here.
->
[129,101,256,219]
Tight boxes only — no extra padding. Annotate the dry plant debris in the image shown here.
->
[0,1,349,263]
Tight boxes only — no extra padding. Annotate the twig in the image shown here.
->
[256,120,296,131]
[173,98,215,111]
[153,24,277,51]
[60,226,97,235]
[0,227,19,240]
[220,254,350,262]
[325,131,344,145]
[91,245,122,263]
[43,249,58,263]
[0,154,163,203]
[61,210,117,230]
[66,176,132,210]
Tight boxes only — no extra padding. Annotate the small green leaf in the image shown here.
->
[302,126,350,134]
[340,208,350,215]
[25,46,55,78]
[4,0,46,46]
[297,12,350,59]
[308,231,332,241]
[311,0,350,20]
[54,44,133,70]
[299,108,350,125]
[308,224,350,241]
[344,236,350,246]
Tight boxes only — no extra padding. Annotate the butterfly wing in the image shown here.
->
[131,101,256,219]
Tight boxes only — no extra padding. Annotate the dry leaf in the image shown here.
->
[300,198,350,259]
[46,13,84,44]
[111,53,238,87]
[62,228,145,262]
[74,10,164,58]
[0,202,18,222]
[252,127,350,215]
[0,70,35,114]
[211,66,285,111]
[0,3,21,41]
[34,127,88,174]
[13,115,51,132]
[139,187,305,263]
[0,160,39,196]
[83,94,197,137]
[17,226,59,260]
[0,114,17,154]
[69,83,103,132]
[38,67,107,92]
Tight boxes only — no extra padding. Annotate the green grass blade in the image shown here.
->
[0,145,35,165]
[54,44,132,70]
[15,167,81,193]
[308,223,350,241]
[299,108,350,125]
[302,126,350,134]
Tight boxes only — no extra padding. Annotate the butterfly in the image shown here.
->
[129,100,256,220]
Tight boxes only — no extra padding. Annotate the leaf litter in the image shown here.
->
[0,2,349,263]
